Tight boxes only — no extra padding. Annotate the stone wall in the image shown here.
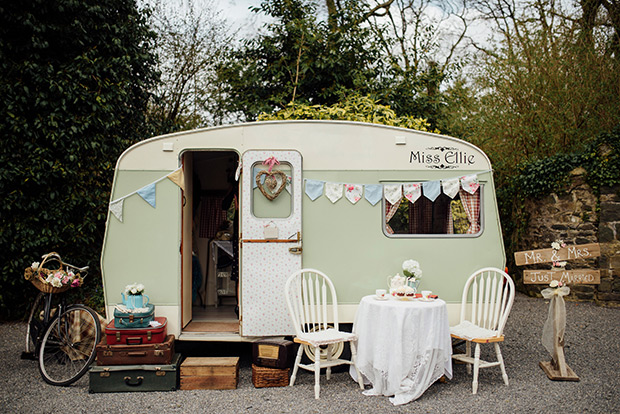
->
[516,168,620,305]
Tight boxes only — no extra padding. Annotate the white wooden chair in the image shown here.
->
[284,269,364,399]
[450,267,515,394]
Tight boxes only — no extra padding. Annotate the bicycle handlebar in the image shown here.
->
[40,253,89,275]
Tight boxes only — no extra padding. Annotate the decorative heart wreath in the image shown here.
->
[256,170,287,200]
[256,156,287,201]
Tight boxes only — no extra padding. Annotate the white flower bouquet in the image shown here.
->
[402,259,423,279]
[124,283,145,296]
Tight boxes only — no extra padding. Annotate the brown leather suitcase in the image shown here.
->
[96,334,175,366]
[252,338,294,369]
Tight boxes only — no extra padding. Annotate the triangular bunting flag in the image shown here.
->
[137,183,157,208]
[364,184,383,206]
[460,174,480,194]
[384,184,402,205]
[110,199,124,222]
[403,183,421,203]
[422,181,441,201]
[305,179,324,201]
[442,177,460,198]
[344,184,363,204]
[325,182,343,203]
[167,168,185,191]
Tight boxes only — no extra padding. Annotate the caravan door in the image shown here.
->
[240,150,302,336]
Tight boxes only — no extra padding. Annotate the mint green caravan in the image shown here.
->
[101,121,505,343]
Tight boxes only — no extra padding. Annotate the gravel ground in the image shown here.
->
[1,292,619,414]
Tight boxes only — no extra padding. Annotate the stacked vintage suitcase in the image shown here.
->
[251,338,295,388]
[89,303,180,393]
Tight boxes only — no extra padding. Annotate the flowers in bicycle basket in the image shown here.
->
[25,262,83,288]
[125,283,145,296]
[402,259,423,280]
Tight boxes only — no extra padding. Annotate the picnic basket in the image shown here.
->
[24,252,81,294]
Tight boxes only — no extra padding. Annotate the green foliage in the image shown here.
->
[213,0,387,121]
[497,125,620,271]
[0,0,158,319]
[258,94,435,132]
[462,1,620,175]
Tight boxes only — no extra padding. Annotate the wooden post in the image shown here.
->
[514,242,600,382]
[538,297,579,381]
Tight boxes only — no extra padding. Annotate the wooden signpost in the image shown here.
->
[514,242,601,382]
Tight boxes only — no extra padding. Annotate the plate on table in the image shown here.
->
[374,295,389,301]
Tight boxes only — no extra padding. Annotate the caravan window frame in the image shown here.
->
[381,183,485,239]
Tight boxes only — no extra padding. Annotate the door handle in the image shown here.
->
[289,246,302,255]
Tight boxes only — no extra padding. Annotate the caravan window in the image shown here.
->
[384,187,482,237]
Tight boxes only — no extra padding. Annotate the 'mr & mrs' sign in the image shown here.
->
[514,242,601,285]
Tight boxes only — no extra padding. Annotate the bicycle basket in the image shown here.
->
[24,252,83,294]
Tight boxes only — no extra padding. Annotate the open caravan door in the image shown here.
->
[240,150,302,336]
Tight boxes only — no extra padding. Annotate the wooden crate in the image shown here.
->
[251,364,289,388]
[180,357,239,390]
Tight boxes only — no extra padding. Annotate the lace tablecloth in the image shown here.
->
[350,295,452,405]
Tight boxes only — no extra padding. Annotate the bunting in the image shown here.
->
[108,167,185,222]
[110,167,492,224]
[302,170,492,206]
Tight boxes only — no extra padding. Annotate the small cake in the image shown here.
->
[405,286,415,298]
[395,285,407,297]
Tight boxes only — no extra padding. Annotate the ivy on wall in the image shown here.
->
[498,125,620,276]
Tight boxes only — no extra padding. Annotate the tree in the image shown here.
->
[213,0,388,121]
[0,0,158,318]
[462,0,620,173]
[145,0,234,130]
[367,0,470,127]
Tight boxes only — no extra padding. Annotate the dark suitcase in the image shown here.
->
[89,353,181,393]
[105,317,167,345]
[114,303,155,328]
[96,334,175,366]
[252,338,294,369]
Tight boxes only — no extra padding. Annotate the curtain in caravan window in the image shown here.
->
[459,189,481,234]
[385,199,402,234]
[408,194,450,234]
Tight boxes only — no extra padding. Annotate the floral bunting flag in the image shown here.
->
[137,183,156,208]
[422,180,441,201]
[364,184,383,206]
[167,168,185,191]
[441,177,460,198]
[344,184,363,204]
[305,179,324,201]
[384,184,402,205]
[403,183,421,203]
[325,182,343,203]
[460,174,479,194]
[110,199,124,222]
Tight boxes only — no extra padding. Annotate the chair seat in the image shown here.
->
[450,320,502,342]
[295,328,357,347]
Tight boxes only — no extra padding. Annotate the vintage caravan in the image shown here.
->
[101,120,505,345]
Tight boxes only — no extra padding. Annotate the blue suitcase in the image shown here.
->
[114,303,155,328]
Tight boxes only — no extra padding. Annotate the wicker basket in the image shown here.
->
[251,364,289,388]
[24,252,75,294]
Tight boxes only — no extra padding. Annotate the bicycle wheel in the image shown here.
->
[23,292,49,358]
[38,304,101,386]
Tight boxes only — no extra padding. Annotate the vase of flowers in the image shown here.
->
[402,260,423,293]
[122,283,149,309]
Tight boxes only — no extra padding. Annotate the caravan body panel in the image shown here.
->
[101,121,504,338]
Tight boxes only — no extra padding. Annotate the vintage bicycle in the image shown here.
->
[22,252,102,386]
